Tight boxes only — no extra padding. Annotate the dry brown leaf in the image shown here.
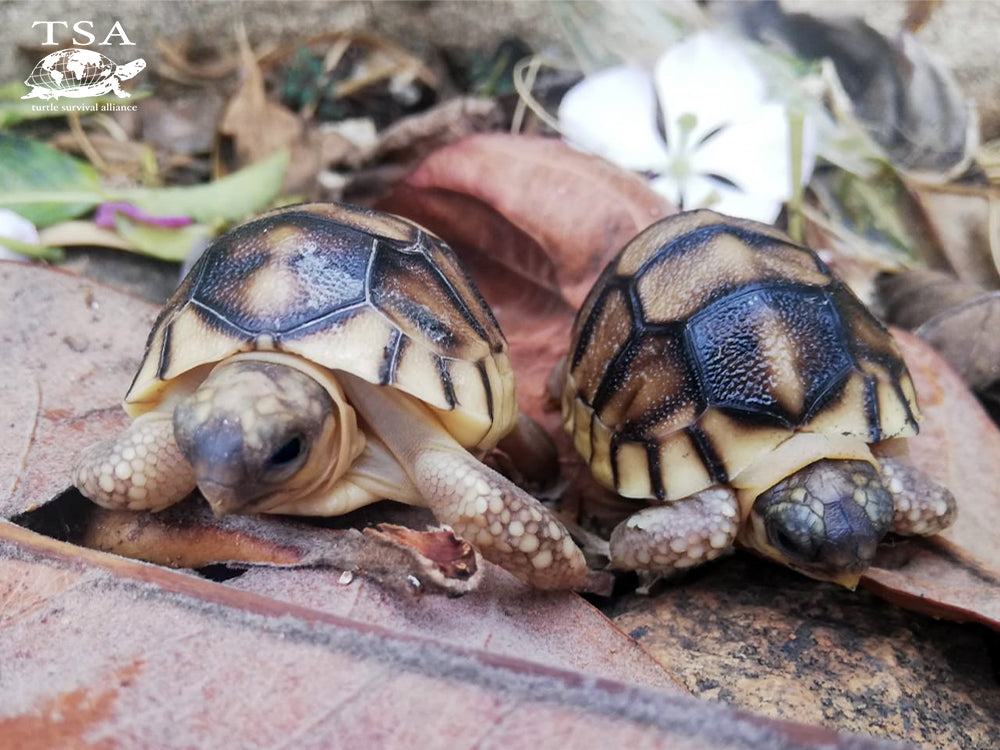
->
[218,29,303,167]
[907,181,1000,289]
[140,94,226,155]
[155,36,241,82]
[27,496,482,597]
[377,133,673,442]
[363,97,503,165]
[878,269,1000,393]
[0,520,887,749]
[0,263,154,519]
[229,563,678,691]
[862,327,1000,627]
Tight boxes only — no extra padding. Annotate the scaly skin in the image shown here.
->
[72,411,196,511]
[878,456,957,536]
[341,372,588,590]
[609,487,740,572]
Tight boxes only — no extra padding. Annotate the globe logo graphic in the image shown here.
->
[22,49,146,100]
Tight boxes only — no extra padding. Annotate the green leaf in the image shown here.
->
[0,149,290,248]
[118,150,290,223]
[0,134,99,227]
[0,234,64,261]
[112,214,215,262]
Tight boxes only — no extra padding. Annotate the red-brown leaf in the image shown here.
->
[0,521,883,749]
[862,328,1000,627]
[377,133,673,444]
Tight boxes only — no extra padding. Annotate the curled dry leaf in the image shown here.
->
[907,182,1000,289]
[738,2,976,177]
[877,269,1000,394]
[18,493,482,597]
[377,132,673,440]
[219,28,308,188]
[362,97,503,166]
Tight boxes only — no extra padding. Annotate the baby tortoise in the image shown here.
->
[74,202,586,589]
[560,210,956,587]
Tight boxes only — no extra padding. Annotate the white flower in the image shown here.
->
[558,32,815,223]
[0,209,39,262]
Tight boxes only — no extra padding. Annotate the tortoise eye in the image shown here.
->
[268,435,304,468]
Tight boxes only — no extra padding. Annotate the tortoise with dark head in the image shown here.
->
[74,202,586,589]
[560,210,956,586]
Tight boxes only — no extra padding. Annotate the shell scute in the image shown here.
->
[565,209,919,502]
[126,203,513,451]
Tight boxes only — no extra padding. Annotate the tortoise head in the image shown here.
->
[742,459,893,587]
[173,356,361,515]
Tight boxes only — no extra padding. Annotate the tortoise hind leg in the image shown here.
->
[73,411,196,511]
[877,457,957,536]
[609,487,740,573]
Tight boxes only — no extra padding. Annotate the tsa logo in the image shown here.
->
[22,48,145,100]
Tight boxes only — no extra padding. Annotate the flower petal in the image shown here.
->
[558,66,670,171]
[680,174,784,223]
[0,209,40,262]
[692,103,816,202]
[654,32,767,147]
[95,202,193,229]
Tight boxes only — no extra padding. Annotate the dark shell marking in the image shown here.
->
[127,203,509,444]
[566,211,919,501]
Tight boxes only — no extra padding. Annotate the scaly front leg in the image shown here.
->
[73,411,196,511]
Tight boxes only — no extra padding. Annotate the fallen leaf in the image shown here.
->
[863,327,1000,626]
[218,28,303,166]
[738,4,976,177]
[377,133,672,437]
[0,134,99,227]
[0,149,290,230]
[877,269,1000,393]
[0,521,883,749]
[0,262,154,519]
[906,181,1000,289]
[17,492,482,597]
[230,563,676,690]
[140,94,226,155]
[123,149,290,223]
[363,96,503,165]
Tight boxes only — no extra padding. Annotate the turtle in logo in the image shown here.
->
[22,49,146,100]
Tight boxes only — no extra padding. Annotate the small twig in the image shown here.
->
[511,54,567,135]
[787,105,805,242]
[67,112,110,173]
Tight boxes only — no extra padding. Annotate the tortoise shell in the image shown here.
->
[563,210,920,502]
[127,202,516,451]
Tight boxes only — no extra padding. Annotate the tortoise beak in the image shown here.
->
[198,481,251,517]
[830,571,862,590]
